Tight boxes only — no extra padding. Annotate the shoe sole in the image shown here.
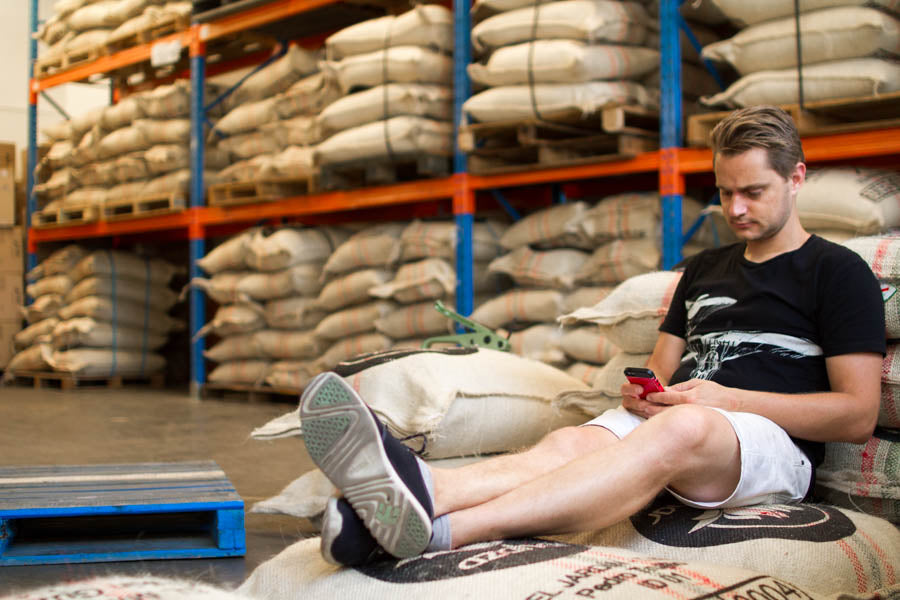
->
[320,496,342,566]
[301,372,432,558]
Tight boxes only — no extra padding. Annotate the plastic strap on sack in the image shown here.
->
[140,257,151,376]
[381,18,398,162]
[526,0,544,122]
[793,0,805,108]
[423,299,510,351]
[107,250,118,378]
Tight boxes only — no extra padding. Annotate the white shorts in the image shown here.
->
[583,406,813,509]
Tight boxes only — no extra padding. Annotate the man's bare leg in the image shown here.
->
[446,404,742,548]
[431,424,621,517]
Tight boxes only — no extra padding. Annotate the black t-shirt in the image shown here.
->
[659,235,886,467]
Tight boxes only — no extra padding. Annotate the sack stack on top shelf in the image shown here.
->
[472,192,718,376]
[33,1,193,78]
[460,0,663,173]
[207,44,332,202]
[4,245,183,382]
[697,1,900,109]
[315,5,455,189]
[35,79,227,226]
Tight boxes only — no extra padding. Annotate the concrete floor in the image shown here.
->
[0,385,318,594]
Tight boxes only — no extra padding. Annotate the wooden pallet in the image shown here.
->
[103,192,186,221]
[104,14,191,54]
[0,461,245,565]
[34,43,106,79]
[460,105,659,175]
[208,175,318,207]
[318,153,452,191]
[687,92,900,147]
[202,382,300,403]
[5,370,165,391]
[32,204,101,228]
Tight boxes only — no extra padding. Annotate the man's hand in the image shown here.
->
[621,378,739,419]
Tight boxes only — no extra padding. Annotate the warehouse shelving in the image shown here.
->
[25,0,900,395]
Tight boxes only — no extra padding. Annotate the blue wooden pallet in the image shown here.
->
[0,461,245,566]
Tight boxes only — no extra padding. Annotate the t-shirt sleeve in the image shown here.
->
[818,249,886,357]
[658,260,694,339]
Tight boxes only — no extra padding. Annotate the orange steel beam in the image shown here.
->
[467,151,661,190]
[198,0,341,41]
[200,177,458,226]
[28,211,194,243]
[32,29,195,91]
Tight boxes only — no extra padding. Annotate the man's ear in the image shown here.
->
[790,162,806,193]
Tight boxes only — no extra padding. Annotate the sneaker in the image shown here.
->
[300,372,434,559]
[321,496,382,566]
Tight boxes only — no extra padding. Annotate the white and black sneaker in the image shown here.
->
[301,372,434,559]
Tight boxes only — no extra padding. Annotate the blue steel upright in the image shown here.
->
[189,47,207,396]
[453,0,474,318]
[659,0,684,269]
[26,0,39,274]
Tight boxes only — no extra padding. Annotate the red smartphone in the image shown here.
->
[624,367,665,399]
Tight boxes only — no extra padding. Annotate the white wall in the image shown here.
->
[0,0,108,176]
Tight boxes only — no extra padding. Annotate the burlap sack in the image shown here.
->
[370,258,457,304]
[315,117,453,165]
[328,47,454,94]
[798,169,900,235]
[73,161,114,187]
[702,7,900,76]
[555,350,651,415]
[878,344,900,429]
[59,296,183,334]
[64,187,108,208]
[464,81,658,123]
[316,332,393,370]
[136,118,191,145]
[219,155,276,183]
[26,274,73,299]
[21,294,65,324]
[264,297,327,330]
[374,299,455,339]
[2,575,249,600]
[324,4,454,60]
[264,359,319,390]
[843,235,900,339]
[234,264,324,301]
[317,84,452,135]
[69,106,105,140]
[245,227,345,272]
[143,144,229,174]
[566,361,603,386]
[470,41,660,87]
[47,348,165,376]
[66,275,179,310]
[471,288,566,329]
[256,146,317,179]
[68,1,131,31]
[204,332,261,362]
[240,525,897,599]
[471,0,650,53]
[563,286,614,313]
[400,219,506,262]
[815,430,899,524]
[13,318,59,349]
[489,246,590,290]
[323,223,404,274]
[274,72,343,119]
[500,201,593,250]
[214,97,279,138]
[580,192,707,245]
[227,45,319,109]
[207,359,270,385]
[46,140,74,170]
[560,270,681,354]
[195,302,266,339]
[97,126,150,159]
[260,116,320,147]
[3,344,53,375]
[509,323,568,366]
[51,317,168,351]
[112,152,150,183]
[100,95,144,130]
[642,62,722,100]
[575,238,662,285]
[27,245,87,281]
[254,329,322,360]
[197,229,258,274]
[72,251,180,284]
[702,58,900,109]
[106,180,148,204]
[187,272,250,304]
[314,300,397,340]
[139,80,193,119]
[315,268,394,311]
[217,128,287,160]
[561,326,619,365]
[36,167,79,196]
[699,0,900,28]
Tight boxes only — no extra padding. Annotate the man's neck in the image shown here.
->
[743,224,811,263]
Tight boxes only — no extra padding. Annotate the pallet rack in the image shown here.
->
[25,0,900,395]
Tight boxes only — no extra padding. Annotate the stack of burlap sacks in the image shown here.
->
[696,0,900,107]
[470,192,714,380]
[34,0,191,69]
[5,245,182,379]
[37,79,227,220]
[212,5,455,183]
[462,0,661,123]
[194,219,508,390]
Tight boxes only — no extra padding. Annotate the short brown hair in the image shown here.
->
[710,106,804,180]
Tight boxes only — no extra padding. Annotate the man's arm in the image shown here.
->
[644,352,881,444]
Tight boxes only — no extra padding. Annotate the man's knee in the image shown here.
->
[651,404,732,459]
[535,425,611,461]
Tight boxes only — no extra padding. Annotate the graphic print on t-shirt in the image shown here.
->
[684,293,823,381]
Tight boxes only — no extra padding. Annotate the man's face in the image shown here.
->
[714,147,803,243]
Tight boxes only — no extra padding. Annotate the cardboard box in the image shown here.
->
[0,226,24,273]
[0,174,15,227]
[0,319,21,369]
[0,272,24,312]
[0,143,15,170]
